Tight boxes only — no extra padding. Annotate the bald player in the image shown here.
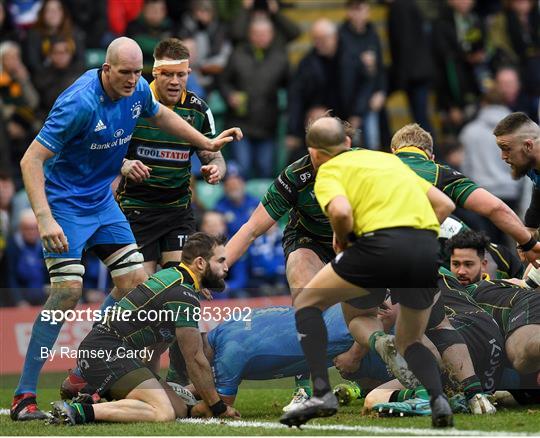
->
[12,36,242,421]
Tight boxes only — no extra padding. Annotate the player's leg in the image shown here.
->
[427,316,497,414]
[287,248,326,300]
[394,302,453,427]
[12,213,91,421]
[88,203,149,305]
[50,378,178,424]
[281,264,369,426]
[506,325,540,374]
[283,246,326,410]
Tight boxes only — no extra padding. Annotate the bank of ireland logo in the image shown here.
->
[131,101,142,119]
[114,129,124,138]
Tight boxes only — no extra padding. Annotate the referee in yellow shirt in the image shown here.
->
[280,117,456,428]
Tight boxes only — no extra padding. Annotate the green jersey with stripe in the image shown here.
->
[396,147,478,207]
[116,84,215,209]
[464,278,536,334]
[105,263,200,349]
[261,154,332,242]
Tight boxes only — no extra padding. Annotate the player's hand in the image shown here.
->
[200,288,213,301]
[37,214,69,253]
[521,241,540,268]
[201,165,221,185]
[121,159,151,183]
[502,278,527,288]
[207,128,243,152]
[219,405,241,419]
[333,351,361,376]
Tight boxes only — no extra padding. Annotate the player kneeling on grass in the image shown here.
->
[48,233,240,425]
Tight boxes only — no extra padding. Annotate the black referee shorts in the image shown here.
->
[331,227,439,310]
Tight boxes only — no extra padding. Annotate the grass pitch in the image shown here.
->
[1,371,539,436]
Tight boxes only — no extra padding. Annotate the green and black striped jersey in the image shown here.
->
[105,263,200,350]
[464,278,535,334]
[261,154,332,242]
[116,83,215,209]
[396,147,478,207]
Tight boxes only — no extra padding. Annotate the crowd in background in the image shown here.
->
[1,0,538,306]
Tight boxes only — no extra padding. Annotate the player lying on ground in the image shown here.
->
[48,233,239,425]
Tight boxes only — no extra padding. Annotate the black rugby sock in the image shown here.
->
[404,342,444,399]
[295,306,330,397]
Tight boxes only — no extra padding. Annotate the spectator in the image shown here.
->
[1,1,19,43]
[494,65,531,116]
[64,0,108,49]
[214,164,259,237]
[219,16,288,178]
[199,209,249,298]
[433,0,488,133]
[0,171,13,294]
[6,0,41,31]
[126,0,173,80]
[339,0,386,150]
[488,0,540,122]
[177,0,232,91]
[459,88,523,244]
[0,115,11,175]
[6,209,48,306]
[199,210,227,236]
[386,0,434,134]
[247,223,286,294]
[32,35,83,119]
[182,37,207,100]
[107,0,144,37]
[24,0,85,74]
[286,19,368,158]
[0,41,39,183]
[0,40,39,119]
[229,0,301,48]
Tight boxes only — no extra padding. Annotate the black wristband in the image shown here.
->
[518,236,538,252]
[347,231,357,243]
[525,277,539,289]
[210,399,227,417]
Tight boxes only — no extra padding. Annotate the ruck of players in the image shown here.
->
[6,32,540,432]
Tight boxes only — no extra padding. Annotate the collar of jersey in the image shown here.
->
[96,69,114,104]
[395,146,430,159]
[150,80,187,108]
[178,262,201,291]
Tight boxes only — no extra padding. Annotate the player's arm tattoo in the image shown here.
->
[197,150,226,175]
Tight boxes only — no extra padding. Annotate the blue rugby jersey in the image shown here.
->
[36,69,159,214]
[207,305,389,396]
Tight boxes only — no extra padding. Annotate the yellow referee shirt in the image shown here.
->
[314,149,440,236]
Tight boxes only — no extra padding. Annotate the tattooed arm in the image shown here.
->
[196,150,226,185]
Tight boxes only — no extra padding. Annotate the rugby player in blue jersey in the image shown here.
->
[11,36,241,421]
[162,304,390,412]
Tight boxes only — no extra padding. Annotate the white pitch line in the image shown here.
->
[177,417,533,436]
[0,409,534,436]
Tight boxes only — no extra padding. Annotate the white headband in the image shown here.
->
[153,59,188,69]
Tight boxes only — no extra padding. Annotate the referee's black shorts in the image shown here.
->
[331,227,439,310]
